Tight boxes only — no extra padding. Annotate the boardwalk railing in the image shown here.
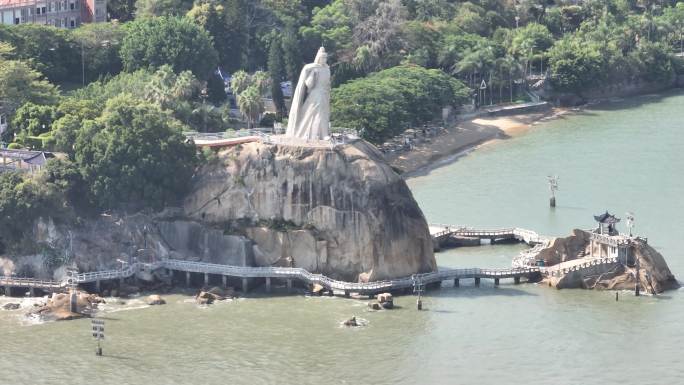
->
[0,259,541,295]
[0,277,64,290]
[429,224,549,246]
[539,257,619,278]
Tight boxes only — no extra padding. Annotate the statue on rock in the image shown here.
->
[285,47,331,141]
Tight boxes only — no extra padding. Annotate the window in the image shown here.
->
[36,7,40,14]
[42,7,46,14]
[70,19,74,27]
[14,18,19,25]
[69,2,74,10]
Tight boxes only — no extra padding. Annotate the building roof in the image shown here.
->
[0,149,52,165]
[594,211,620,224]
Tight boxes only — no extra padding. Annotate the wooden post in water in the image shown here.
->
[635,257,641,296]
[548,175,559,208]
[412,274,424,310]
[221,275,227,288]
[474,277,481,286]
[265,277,271,293]
[185,272,191,287]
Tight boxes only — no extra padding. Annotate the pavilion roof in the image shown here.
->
[594,211,620,224]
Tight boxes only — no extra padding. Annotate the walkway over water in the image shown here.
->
[0,254,623,297]
[429,224,549,246]
[0,224,630,296]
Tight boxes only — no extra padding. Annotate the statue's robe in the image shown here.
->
[286,63,330,140]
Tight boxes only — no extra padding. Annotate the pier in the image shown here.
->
[0,258,542,297]
[0,225,635,298]
[429,224,549,248]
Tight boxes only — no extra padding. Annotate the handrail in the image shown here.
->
[0,259,542,293]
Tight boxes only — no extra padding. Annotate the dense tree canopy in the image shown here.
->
[74,95,198,210]
[332,65,469,143]
[120,16,218,77]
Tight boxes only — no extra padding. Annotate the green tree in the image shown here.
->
[548,37,605,93]
[0,24,79,84]
[0,51,59,140]
[236,85,264,129]
[11,103,58,137]
[107,0,137,21]
[267,36,287,116]
[134,0,194,17]
[74,95,198,210]
[120,16,218,78]
[71,22,124,82]
[187,0,248,72]
[0,172,65,252]
[331,65,469,143]
[230,70,250,95]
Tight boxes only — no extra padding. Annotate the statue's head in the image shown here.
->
[314,47,327,66]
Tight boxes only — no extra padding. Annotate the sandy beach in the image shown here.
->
[386,108,571,177]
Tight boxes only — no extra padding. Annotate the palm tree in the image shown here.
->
[230,70,250,96]
[237,85,263,129]
[497,55,523,103]
[252,71,270,95]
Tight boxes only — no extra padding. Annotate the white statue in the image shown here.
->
[286,47,330,140]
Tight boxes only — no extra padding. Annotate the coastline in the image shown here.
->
[386,107,573,178]
[391,86,684,178]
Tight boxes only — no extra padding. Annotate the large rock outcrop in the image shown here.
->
[540,230,679,293]
[183,140,436,281]
[3,140,434,284]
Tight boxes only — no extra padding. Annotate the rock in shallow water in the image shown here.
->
[2,303,20,310]
[146,295,166,305]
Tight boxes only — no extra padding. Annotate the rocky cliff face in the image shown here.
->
[183,140,436,281]
[2,140,435,283]
[0,214,254,280]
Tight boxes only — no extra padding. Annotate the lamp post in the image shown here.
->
[626,212,635,237]
[200,87,209,132]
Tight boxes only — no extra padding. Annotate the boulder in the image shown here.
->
[377,293,394,309]
[311,284,325,295]
[183,140,436,282]
[367,302,381,310]
[195,290,230,305]
[146,295,166,305]
[2,303,20,310]
[343,316,358,327]
[26,290,98,321]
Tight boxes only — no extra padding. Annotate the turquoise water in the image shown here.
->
[1,91,683,385]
